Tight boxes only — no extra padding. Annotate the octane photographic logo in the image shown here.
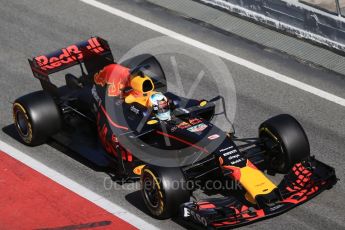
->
[105,36,236,167]
[103,176,241,192]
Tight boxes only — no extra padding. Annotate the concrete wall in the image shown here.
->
[196,0,345,53]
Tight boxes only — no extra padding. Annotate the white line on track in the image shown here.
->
[81,0,345,107]
[0,140,159,230]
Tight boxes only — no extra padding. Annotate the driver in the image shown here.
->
[149,93,171,121]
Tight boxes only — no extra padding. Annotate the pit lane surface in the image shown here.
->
[0,0,344,229]
[0,147,137,230]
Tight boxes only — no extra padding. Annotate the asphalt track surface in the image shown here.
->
[0,0,344,229]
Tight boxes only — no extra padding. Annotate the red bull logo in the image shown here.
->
[34,38,105,71]
[94,64,131,97]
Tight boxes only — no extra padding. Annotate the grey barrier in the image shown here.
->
[196,0,345,53]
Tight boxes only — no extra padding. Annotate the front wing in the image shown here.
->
[180,158,337,229]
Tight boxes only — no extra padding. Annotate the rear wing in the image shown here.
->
[28,37,114,95]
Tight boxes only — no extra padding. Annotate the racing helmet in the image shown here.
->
[149,93,171,121]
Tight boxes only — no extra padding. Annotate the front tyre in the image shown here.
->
[259,114,310,174]
[141,165,190,219]
[13,91,61,146]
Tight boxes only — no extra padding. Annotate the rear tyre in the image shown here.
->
[259,114,310,174]
[141,165,190,219]
[13,91,61,146]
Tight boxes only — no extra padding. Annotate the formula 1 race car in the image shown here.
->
[12,37,337,229]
